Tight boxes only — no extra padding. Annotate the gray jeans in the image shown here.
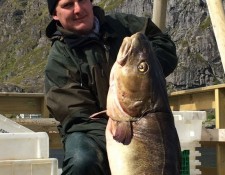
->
[61,132,111,175]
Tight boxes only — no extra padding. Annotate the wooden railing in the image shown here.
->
[169,84,225,129]
[0,92,49,117]
[0,92,62,148]
[0,84,225,175]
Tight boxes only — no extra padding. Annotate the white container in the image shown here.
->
[173,112,204,175]
[0,158,58,175]
[173,111,207,121]
[0,114,33,133]
[0,132,49,160]
[173,111,206,143]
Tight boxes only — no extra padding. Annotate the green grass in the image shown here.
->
[200,17,211,30]
[0,0,51,92]
[98,0,125,12]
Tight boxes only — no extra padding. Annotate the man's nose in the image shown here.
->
[74,2,82,14]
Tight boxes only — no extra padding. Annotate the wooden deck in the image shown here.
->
[1,84,225,175]
[169,84,225,175]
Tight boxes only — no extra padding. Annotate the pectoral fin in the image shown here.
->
[89,110,107,119]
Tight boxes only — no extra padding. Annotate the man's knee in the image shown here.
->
[62,132,110,175]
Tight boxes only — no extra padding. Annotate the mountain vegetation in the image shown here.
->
[0,0,224,92]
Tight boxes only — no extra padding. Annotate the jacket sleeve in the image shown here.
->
[44,41,107,135]
[144,18,178,77]
[112,13,178,77]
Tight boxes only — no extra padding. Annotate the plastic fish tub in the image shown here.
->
[173,111,205,175]
[0,114,33,133]
[173,111,206,143]
[0,158,58,175]
[0,132,49,160]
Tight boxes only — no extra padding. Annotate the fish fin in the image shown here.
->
[89,110,108,119]
[113,121,133,145]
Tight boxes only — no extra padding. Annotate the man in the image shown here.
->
[45,0,178,174]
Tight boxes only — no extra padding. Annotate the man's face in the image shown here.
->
[53,0,94,34]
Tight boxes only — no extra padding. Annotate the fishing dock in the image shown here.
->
[0,83,225,175]
[0,0,225,174]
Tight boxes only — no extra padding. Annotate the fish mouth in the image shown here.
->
[116,36,134,66]
[116,32,146,66]
[117,44,130,66]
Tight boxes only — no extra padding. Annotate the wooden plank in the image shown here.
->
[0,92,44,97]
[215,88,225,175]
[198,128,225,147]
[169,91,215,111]
[215,88,225,128]
[0,93,48,117]
[198,166,217,175]
[48,132,63,149]
[201,128,225,142]
[40,96,50,118]
[0,96,42,114]
[217,143,225,175]
[200,141,225,147]
[169,84,225,96]
[13,118,59,132]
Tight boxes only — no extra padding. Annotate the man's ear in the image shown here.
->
[53,15,59,20]
[52,10,59,20]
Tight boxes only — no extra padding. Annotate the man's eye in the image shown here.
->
[78,0,87,3]
[62,3,73,8]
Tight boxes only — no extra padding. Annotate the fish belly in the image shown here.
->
[106,115,166,175]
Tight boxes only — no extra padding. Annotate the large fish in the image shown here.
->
[92,32,181,175]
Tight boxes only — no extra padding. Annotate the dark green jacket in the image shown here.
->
[44,6,178,147]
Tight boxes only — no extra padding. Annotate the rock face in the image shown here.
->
[0,0,224,92]
[108,0,225,91]
[0,0,50,92]
[0,84,24,92]
[166,0,225,90]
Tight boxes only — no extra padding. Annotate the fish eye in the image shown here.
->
[137,61,149,73]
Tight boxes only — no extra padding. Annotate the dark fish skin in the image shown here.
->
[92,32,181,175]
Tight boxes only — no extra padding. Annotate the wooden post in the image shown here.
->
[41,96,50,118]
[215,88,225,175]
[215,88,225,129]
[206,0,225,72]
[152,0,168,31]
[217,143,225,175]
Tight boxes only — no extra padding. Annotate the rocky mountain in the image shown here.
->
[0,0,224,92]
[167,0,225,91]
[0,0,50,92]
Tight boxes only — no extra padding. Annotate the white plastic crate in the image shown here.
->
[0,114,33,133]
[0,158,58,175]
[173,111,205,175]
[0,132,49,160]
[173,111,206,143]
[173,111,207,121]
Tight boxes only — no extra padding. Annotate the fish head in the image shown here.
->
[107,32,154,121]
[106,32,171,144]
